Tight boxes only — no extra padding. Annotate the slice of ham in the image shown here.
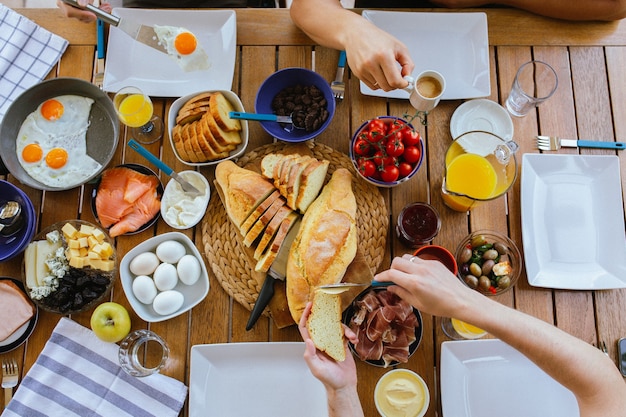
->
[0,280,35,342]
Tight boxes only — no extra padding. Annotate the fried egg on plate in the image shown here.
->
[153,25,210,72]
[16,95,102,189]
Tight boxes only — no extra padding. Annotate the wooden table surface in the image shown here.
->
[2,7,626,417]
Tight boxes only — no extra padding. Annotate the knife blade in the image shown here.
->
[558,139,625,150]
[61,0,168,54]
[246,219,301,331]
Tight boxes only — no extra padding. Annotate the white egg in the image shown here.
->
[153,262,178,291]
[153,290,184,316]
[153,25,210,72]
[15,95,102,188]
[132,275,158,304]
[129,252,160,276]
[177,254,201,285]
[155,240,187,264]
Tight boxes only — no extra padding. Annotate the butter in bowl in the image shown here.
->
[160,171,210,229]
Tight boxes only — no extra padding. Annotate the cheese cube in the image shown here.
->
[100,242,114,258]
[62,223,78,239]
[69,256,85,269]
[87,250,101,260]
[87,236,99,248]
[92,228,106,243]
[90,259,115,272]
[79,224,95,237]
[68,239,81,249]
[78,237,89,248]
[68,248,81,259]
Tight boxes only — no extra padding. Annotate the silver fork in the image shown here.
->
[330,50,347,101]
[2,358,19,407]
[536,135,626,151]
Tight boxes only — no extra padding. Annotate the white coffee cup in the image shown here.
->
[404,70,446,112]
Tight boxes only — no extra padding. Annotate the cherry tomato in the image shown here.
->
[387,119,406,136]
[358,158,376,177]
[353,138,371,156]
[372,150,386,166]
[367,119,386,133]
[366,127,386,143]
[398,162,414,178]
[401,127,421,147]
[403,145,421,164]
[380,164,400,183]
[385,137,405,157]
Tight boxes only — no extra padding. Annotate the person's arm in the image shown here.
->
[375,255,626,417]
[290,0,414,91]
[431,0,626,21]
[298,302,365,417]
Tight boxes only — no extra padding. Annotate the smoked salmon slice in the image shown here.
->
[95,167,161,236]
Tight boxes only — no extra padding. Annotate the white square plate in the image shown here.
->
[190,343,328,417]
[103,9,236,97]
[441,339,578,417]
[360,11,490,100]
[521,154,626,289]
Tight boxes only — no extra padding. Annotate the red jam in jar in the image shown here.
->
[396,203,441,248]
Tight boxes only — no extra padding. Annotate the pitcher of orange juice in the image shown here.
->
[441,130,518,212]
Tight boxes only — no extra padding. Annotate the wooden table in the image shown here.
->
[2,7,626,417]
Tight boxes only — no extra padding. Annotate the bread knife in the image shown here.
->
[60,0,168,54]
[246,219,301,331]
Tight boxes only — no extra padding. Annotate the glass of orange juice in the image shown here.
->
[114,86,163,144]
[441,130,519,212]
[441,317,487,340]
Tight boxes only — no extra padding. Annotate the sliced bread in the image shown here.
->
[296,159,330,213]
[285,156,315,210]
[255,211,298,272]
[209,92,242,132]
[243,196,286,247]
[206,108,243,147]
[307,290,345,361]
[254,205,293,260]
[240,190,282,236]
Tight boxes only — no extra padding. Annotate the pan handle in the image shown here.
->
[60,0,120,26]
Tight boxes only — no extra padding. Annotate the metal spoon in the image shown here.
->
[0,201,22,236]
[316,281,395,295]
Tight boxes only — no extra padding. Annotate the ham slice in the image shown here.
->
[0,280,35,342]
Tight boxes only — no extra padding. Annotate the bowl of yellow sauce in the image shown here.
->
[374,369,429,417]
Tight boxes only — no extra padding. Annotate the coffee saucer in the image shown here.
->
[450,99,514,141]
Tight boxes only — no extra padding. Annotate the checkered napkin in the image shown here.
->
[0,5,69,123]
[1,318,188,417]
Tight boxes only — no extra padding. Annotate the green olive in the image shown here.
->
[494,242,509,255]
[471,235,487,248]
[478,275,491,291]
[483,249,499,260]
[469,262,482,277]
[464,275,479,289]
[481,259,495,276]
[498,275,512,289]
[459,247,472,264]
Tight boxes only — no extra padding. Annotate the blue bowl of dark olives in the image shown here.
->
[455,230,522,296]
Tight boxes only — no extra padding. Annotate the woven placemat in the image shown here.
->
[202,141,388,315]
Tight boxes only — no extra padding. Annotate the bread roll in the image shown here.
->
[286,168,357,323]
[307,290,345,361]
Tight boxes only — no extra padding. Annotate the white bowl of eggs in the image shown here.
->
[119,232,209,322]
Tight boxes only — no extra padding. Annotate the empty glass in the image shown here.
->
[505,61,558,117]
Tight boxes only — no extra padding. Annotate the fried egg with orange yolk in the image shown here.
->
[16,95,102,189]
[153,25,210,72]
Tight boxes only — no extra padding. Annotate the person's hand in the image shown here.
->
[343,20,414,92]
[374,254,483,318]
[298,302,358,391]
[56,0,112,23]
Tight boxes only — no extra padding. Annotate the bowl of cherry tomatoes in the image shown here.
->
[349,116,424,187]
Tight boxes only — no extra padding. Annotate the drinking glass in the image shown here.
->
[118,329,169,377]
[114,86,163,144]
[441,131,519,212]
[505,60,558,117]
[441,317,487,340]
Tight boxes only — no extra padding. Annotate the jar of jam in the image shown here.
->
[396,202,441,248]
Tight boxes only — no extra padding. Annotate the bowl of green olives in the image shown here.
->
[455,230,522,296]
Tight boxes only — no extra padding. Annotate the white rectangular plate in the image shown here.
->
[103,9,236,97]
[441,339,578,417]
[521,154,626,289]
[360,11,490,100]
[190,342,328,417]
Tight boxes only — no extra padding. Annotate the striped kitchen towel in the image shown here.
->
[0,5,68,123]
[1,318,187,417]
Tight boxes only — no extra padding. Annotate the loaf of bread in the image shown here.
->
[286,168,357,323]
[307,290,345,361]
[0,280,35,342]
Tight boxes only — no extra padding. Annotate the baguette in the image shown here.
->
[254,205,293,260]
[255,211,298,272]
[240,190,281,236]
[286,168,357,323]
[243,196,286,247]
[307,290,345,361]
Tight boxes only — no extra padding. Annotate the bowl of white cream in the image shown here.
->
[160,171,210,229]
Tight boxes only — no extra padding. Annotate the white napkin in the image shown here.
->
[1,318,188,417]
[0,5,69,123]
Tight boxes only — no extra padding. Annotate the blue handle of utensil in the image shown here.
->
[577,140,626,149]
[371,281,395,288]
[338,50,347,68]
[229,111,278,122]
[128,139,173,176]
[97,19,105,59]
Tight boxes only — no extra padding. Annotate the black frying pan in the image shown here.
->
[0,77,119,191]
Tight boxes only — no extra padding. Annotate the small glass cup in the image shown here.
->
[396,202,441,248]
[441,317,487,340]
[113,86,163,144]
[505,60,558,117]
[119,329,169,377]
